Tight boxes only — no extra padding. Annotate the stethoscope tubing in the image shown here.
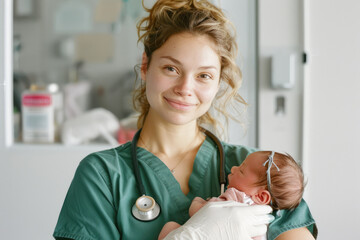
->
[203,129,226,188]
[131,128,226,221]
[131,129,147,196]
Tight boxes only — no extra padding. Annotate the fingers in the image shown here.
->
[249,204,273,215]
[181,200,273,240]
[247,224,268,237]
[207,200,249,208]
[236,205,274,225]
[253,213,275,225]
[206,201,273,216]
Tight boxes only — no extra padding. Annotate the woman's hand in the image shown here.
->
[163,201,274,240]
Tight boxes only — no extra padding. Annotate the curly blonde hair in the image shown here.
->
[134,0,247,135]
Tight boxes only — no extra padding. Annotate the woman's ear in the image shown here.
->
[141,52,148,81]
[251,189,271,205]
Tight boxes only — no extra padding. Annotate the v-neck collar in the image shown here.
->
[135,136,215,198]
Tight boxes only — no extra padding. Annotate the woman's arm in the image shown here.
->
[189,197,208,217]
[53,154,120,240]
[275,227,315,240]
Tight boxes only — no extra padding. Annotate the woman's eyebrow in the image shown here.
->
[160,56,182,65]
[198,66,219,71]
[160,56,218,70]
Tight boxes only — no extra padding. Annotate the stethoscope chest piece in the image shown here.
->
[130,128,225,222]
[132,195,161,221]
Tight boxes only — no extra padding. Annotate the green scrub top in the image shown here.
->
[53,136,317,240]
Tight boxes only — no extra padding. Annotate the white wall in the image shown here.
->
[303,0,360,239]
[258,0,304,161]
[259,0,360,239]
[0,147,97,239]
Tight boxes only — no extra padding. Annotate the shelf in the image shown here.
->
[6,142,114,152]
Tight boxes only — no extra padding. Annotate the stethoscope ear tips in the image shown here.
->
[132,195,161,221]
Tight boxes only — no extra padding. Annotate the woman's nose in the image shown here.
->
[231,166,238,174]
[174,75,193,96]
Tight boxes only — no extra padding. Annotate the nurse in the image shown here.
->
[53,0,317,239]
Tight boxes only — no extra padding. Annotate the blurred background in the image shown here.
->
[1,0,359,239]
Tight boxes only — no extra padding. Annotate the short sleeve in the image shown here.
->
[267,199,318,240]
[53,154,120,240]
[223,143,257,172]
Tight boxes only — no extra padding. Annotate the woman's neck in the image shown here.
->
[140,110,206,195]
[140,116,204,158]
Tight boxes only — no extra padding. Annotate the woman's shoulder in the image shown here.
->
[222,141,257,154]
[221,141,257,166]
[268,199,317,240]
[77,142,133,174]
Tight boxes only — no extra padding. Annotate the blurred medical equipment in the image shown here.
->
[117,113,138,144]
[13,35,31,112]
[63,80,92,119]
[47,83,64,141]
[62,108,119,146]
[22,85,55,143]
[93,70,136,120]
[130,129,226,222]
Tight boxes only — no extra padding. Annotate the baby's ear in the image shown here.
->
[251,189,271,205]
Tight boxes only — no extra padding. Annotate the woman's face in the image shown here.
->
[141,32,221,126]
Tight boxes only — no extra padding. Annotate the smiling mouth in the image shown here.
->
[164,97,196,110]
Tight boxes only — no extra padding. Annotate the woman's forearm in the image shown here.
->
[275,227,315,240]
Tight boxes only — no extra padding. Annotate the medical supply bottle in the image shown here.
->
[47,83,64,142]
[21,85,55,143]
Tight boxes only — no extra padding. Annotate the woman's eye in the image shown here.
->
[165,66,177,73]
[198,73,213,80]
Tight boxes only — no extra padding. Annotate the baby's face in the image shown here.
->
[227,152,266,196]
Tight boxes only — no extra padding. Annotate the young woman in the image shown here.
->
[53,1,317,239]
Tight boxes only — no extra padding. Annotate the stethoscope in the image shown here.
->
[131,128,226,222]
